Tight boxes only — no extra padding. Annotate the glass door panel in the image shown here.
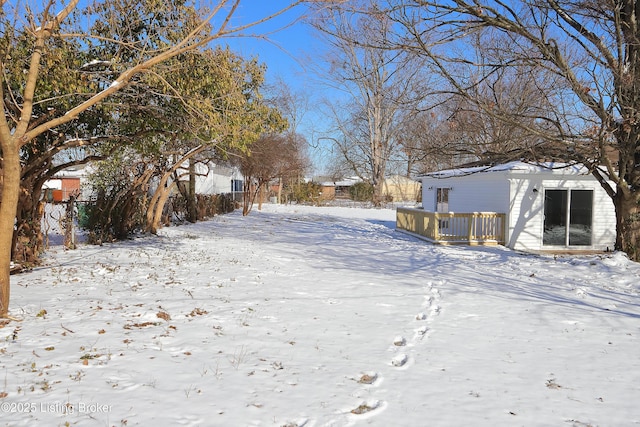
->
[568,190,593,246]
[436,188,449,213]
[543,190,567,245]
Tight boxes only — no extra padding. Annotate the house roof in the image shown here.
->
[317,176,361,187]
[421,161,591,179]
[54,164,92,178]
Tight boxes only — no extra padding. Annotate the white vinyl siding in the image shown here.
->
[422,174,510,214]
[419,163,616,252]
[508,175,615,252]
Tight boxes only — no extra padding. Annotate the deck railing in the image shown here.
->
[396,207,506,245]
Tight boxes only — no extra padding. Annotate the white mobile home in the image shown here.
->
[397,162,616,252]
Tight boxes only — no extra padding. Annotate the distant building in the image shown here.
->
[43,165,89,202]
[170,161,244,202]
[382,175,421,202]
[315,177,361,200]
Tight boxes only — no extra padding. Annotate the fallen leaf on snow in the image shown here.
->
[156,311,171,321]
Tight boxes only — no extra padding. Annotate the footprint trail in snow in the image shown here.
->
[343,280,443,424]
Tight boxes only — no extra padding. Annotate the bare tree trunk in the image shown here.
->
[258,180,266,211]
[242,179,261,216]
[372,155,386,206]
[187,159,198,222]
[151,182,177,232]
[146,179,169,233]
[145,146,205,232]
[64,195,77,250]
[614,188,640,260]
[242,179,252,216]
[0,145,20,318]
[13,178,46,266]
[277,177,282,204]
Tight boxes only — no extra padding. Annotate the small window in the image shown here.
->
[231,179,243,193]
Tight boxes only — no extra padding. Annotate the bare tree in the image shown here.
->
[310,0,429,205]
[440,66,558,165]
[0,0,310,319]
[395,108,457,174]
[268,77,311,135]
[386,0,640,260]
[238,132,310,215]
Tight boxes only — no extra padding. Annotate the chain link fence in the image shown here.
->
[42,198,82,249]
[42,193,237,249]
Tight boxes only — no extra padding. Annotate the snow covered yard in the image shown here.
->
[2,204,639,426]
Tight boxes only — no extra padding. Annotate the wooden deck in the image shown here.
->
[396,207,506,245]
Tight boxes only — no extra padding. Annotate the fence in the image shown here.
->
[42,199,79,249]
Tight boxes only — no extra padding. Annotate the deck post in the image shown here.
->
[433,212,440,241]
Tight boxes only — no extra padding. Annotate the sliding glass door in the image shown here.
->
[543,189,593,246]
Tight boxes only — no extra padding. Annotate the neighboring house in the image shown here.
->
[318,181,336,200]
[316,177,361,200]
[43,165,90,202]
[383,175,421,202]
[175,162,244,201]
[43,162,244,202]
[316,175,421,202]
[334,177,361,199]
[397,161,616,253]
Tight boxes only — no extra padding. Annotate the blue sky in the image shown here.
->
[221,2,321,92]
[219,2,335,174]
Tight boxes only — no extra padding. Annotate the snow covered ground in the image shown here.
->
[2,203,640,426]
